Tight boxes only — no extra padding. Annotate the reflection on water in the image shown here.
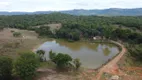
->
[37,39,119,69]
[103,47,111,56]
[56,40,99,51]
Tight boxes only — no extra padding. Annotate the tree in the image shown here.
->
[13,32,21,37]
[102,26,114,39]
[70,30,80,41]
[35,26,53,37]
[36,50,45,61]
[53,53,72,68]
[0,56,13,80]
[129,44,142,62]
[73,58,81,71]
[49,50,56,62]
[14,52,39,80]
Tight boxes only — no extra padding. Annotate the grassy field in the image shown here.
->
[0,28,47,59]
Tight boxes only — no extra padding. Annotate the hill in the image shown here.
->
[0,8,142,16]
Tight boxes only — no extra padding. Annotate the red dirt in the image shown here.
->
[94,41,127,80]
[122,67,142,77]
[122,67,142,71]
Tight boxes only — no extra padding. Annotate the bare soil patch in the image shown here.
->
[0,28,46,58]
[34,23,62,31]
[47,23,62,31]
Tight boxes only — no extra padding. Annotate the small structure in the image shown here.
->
[93,37,97,40]
[93,36,101,40]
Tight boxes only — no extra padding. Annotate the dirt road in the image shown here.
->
[95,40,127,80]
[35,40,127,80]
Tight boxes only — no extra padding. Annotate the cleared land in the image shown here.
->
[0,27,141,80]
[0,28,46,58]
[34,23,62,30]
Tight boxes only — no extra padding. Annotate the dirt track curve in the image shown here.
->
[95,40,127,80]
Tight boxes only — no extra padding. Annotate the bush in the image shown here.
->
[35,26,53,37]
[129,44,142,62]
[13,32,21,37]
[14,52,39,80]
[0,27,4,31]
[36,50,45,61]
[49,50,56,62]
[54,53,72,68]
[11,30,15,33]
[48,51,82,70]
[73,58,81,71]
[0,56,13,80]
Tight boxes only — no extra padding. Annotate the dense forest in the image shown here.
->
[0,13,141,42]
[0,13,142,64]
[0,13,142,30]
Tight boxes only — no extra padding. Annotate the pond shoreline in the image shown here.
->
[32,39,122,69]
[33,39,126,80]
[93,40,122,70]
[95,40,126,80]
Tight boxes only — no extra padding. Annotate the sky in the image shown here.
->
[0,0,142,12]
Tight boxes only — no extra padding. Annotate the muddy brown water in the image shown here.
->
[36,40,119,69]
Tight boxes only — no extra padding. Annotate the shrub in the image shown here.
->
[14,52,39,80]
[54,53,72,68]
[0,27,4,31]
[11,30,15,33]
[36,50,45,61]
[73,58,81,71]
[0,56,13,80]
[48,51,82,70]
[13,32,21,37]
[49,50,56,62]
[14,42,21,48]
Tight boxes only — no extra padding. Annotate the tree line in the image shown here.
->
[35,23,142,44]
[0,13,142,31]
[0,13,141,43]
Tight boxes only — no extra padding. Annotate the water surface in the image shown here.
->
[37,40,119,69]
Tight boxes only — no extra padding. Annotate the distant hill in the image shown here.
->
[0,8,142,16]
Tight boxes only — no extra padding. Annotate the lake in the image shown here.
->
[37,40,119,69]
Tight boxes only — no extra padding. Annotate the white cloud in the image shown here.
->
[0,1,11,11]
[0,0,141,12]
[0,2,10,6]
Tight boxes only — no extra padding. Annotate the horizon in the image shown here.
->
[0,0,142,12]
[0,8,142,12]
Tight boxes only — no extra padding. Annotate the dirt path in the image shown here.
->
[95,41,127,80]
[35,40,127,80]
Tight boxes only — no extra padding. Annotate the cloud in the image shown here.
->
[0,2,10,6]
[0,1,11,11]
[0,0,141,11]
